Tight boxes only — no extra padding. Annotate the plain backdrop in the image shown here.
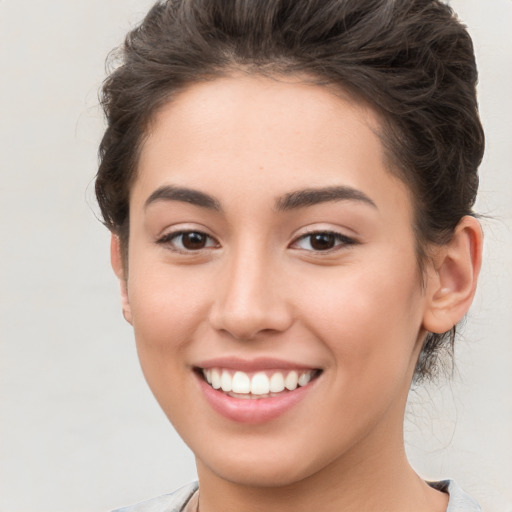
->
[1,1,511,511]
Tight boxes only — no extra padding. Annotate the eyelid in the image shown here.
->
[154,224,357,254]
[155,227,220,253]
[289,229,358,252]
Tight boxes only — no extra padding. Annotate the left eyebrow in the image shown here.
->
[144,185,222,212]
[274,186,377,211]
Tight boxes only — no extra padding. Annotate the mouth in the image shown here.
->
[196,367,322,400]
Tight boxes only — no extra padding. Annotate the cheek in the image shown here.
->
[125,267,214,424]
[126,263,214,371]
[295,250,424,375]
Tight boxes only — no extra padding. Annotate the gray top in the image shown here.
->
[113,479,481,512]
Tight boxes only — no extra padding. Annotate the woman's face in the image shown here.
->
[120,75,432,487]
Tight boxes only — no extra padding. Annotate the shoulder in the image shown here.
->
[111,482,199,512]
[429,480,482,512]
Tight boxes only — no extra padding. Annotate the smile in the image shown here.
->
[200,368,320,399]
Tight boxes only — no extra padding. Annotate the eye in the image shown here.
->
[291,231,356,252]
[157,230,218,252]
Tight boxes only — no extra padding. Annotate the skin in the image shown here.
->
[111,75,482,512]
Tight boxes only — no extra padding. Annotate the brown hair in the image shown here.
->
[95,0,484,381]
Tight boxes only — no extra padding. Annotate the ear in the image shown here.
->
[422,216,483,334]
[110,234,133,325]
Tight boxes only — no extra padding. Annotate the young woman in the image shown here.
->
[95,1,484,510]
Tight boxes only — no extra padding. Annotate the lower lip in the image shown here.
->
[196,373,317,424]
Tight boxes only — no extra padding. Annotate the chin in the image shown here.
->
[210,461,312,488]
[196,442,337,489]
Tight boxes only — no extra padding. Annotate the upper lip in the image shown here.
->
[194,357,320,372]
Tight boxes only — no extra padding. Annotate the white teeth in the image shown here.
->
[251,372,270,395]
[232,371,251,394]
[202,368,317,396]
[211,369,221,389]
[285,370,298,390]
[221,370,232,392]
[269,372,285,393]
[298,372,312,387]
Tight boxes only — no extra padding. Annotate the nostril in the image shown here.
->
[209,302,294,341]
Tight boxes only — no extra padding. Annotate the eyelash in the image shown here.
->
[156,229,357,254]
[290,230,357,253]
[156,230,219,252]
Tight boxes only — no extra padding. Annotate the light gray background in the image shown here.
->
[0,1,510,511]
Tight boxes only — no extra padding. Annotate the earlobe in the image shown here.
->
[110,234,133,325]
[422,216,483,334]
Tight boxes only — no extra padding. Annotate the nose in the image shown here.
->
[208,249,294,341]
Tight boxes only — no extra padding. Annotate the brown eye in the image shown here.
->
[292,231,356,252]
[309,233,337,251]
[181,232,208,250]
[157,230,218,252]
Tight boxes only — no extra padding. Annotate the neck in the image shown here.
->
[194,419,448,512]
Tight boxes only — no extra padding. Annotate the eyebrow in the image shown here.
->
[274,186,377,211]
[144,185,222,211]
[144,184,376,213]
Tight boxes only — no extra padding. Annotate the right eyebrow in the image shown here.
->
[274,185,377,211]
[144,185,222,212]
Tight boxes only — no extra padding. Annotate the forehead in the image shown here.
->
[145,74,381,156]
[133,75,411,217]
